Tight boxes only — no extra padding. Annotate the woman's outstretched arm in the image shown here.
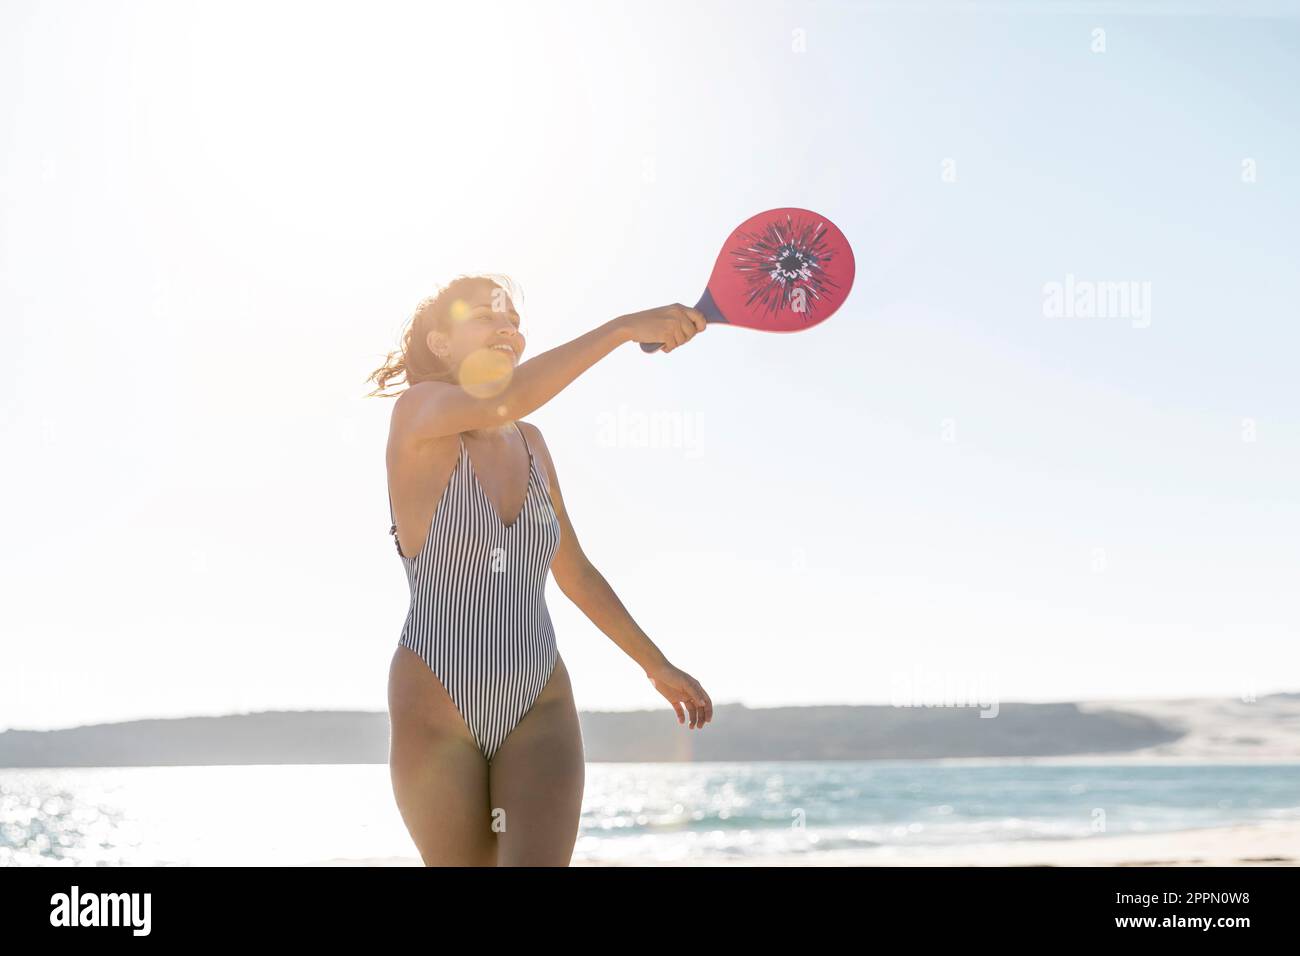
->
[393,306,704,443]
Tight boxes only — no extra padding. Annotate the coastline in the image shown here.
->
[299,818,1300,867]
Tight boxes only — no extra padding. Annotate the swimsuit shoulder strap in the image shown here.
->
[513,420,530,458]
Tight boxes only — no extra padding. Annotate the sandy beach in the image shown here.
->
[300,819,1300,867]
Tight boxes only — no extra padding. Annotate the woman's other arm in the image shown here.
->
[523,421,713,729]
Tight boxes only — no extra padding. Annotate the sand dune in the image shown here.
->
[1075,694,1300,760]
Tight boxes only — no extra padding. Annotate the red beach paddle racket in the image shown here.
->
[641,206,856,352]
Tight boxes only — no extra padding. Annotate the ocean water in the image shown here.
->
[2,760,1298,866]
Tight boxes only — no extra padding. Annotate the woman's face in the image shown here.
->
[427,281,524,386]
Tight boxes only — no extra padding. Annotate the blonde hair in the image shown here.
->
[365,272,523,397]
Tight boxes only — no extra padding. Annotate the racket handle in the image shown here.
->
[638,289,722,354]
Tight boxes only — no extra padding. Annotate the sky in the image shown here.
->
[2,0,1297,731]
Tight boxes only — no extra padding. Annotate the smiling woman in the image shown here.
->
[366,272,525,397]
[362,274,714,867]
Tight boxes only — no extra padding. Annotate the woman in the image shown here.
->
[366,273,714,866]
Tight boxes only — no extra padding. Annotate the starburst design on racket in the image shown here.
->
[728,212,843,322]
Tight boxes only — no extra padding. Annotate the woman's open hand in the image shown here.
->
[645,661,713,729]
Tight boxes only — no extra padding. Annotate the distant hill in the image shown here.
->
[3,693,1297,768]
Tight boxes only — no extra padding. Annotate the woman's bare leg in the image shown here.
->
[387,644,497,866]
[488,656,585,866]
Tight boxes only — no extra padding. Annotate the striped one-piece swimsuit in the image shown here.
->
[388,422,562,762]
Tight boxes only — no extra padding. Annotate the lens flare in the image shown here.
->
[457,346,515,398]
[448,298,472,324]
